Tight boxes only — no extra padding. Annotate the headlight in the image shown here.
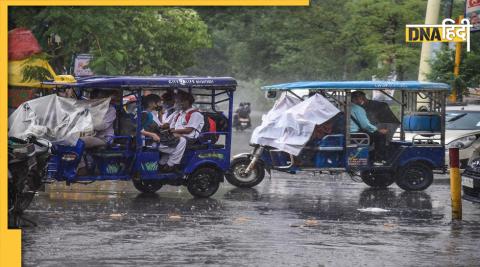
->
[446,135,478,149]
[468,157,480,169]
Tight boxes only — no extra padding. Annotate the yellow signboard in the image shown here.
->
[405,18,473,51]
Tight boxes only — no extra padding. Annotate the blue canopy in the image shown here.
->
[43,76,237,90]
[262,81,451,91]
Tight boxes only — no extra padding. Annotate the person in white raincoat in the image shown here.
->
[251,93,340,156]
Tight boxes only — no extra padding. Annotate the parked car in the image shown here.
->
[445,105,480,168]
[462,156,480,203]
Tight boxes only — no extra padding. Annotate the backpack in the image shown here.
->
[174,109,227,144]
[140,112,180,147]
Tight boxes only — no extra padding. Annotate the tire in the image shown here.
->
[360,170,395,188]
[225,157,265,188]
[16,192,35,213]
[187,167,221,198]
[132,180,163,194]
[12,173,35,214]
[9,177,34,228]
[395,162,433,191]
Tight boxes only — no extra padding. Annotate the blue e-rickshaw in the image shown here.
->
[44,76,236,198]
[226,81,450,191]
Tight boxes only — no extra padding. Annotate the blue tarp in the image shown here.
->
[262,81,450,91]
[43,76,237,89]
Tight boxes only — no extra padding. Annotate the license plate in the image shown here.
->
[462,177,474,188]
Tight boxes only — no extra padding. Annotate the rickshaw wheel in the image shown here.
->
[225,157,265,188]
[187,167,220,198]
[132,180,163,194]
[360,170,395,188]
[395,162,433,191]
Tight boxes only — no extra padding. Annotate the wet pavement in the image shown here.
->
[22,173,480,266]
[21,116,480,266]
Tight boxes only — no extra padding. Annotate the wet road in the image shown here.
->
[22,116,480,266]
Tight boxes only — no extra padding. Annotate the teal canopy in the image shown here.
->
[262,81,450,92]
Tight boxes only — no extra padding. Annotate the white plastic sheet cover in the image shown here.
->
[9,94,110,146]
[251,93,340,156]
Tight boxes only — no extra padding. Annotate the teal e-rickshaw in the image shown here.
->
[43,76,236,198]
[226,81,450,191]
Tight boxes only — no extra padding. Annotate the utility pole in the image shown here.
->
[450,16,464,103]
[418,0,441,81]
[415,0,442,111]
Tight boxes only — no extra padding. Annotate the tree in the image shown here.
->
[190,8,288,81]
[264,2,351,81]
[428,34,480,96]
[9,7,211,75]
[192,1,429,83]
[341,0,427,80]
[427,0,480,96]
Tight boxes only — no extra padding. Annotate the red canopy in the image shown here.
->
[8,28,42,61]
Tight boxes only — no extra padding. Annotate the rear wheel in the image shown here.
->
[360,170,395,188]
[132,180,163,194]
[16,191,35,213]
[395,162,433,191]
[187,167,220,198]
[11,173,35,214]
[8,176,35,228]
[225,157,265,188]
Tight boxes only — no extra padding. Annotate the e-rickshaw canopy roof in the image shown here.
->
[262,81,451,92]
[43,76,237,90]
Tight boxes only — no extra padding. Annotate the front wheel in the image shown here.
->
[132,180,163,194]
[187,168,221,198]
[225,157,265,188]
[360,170,395,188]
[395,162,433,191]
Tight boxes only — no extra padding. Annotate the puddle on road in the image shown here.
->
[21,173,480,267]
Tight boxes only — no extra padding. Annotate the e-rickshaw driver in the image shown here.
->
[350,91,389,164]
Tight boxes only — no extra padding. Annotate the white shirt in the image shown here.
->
[172,108,204,139]
[151,111,162,126]
[162,110,178,125]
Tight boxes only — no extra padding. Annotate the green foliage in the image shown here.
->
[191,1,427,84]
[342,0,426,80]
[189,8,287,81]
[9,3,479,97]
[428,33,480,95]
[9,7,211,75]
[426,0,480,95]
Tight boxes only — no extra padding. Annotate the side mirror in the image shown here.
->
[265,90,277,99]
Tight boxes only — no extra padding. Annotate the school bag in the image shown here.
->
[174,110,228,144]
